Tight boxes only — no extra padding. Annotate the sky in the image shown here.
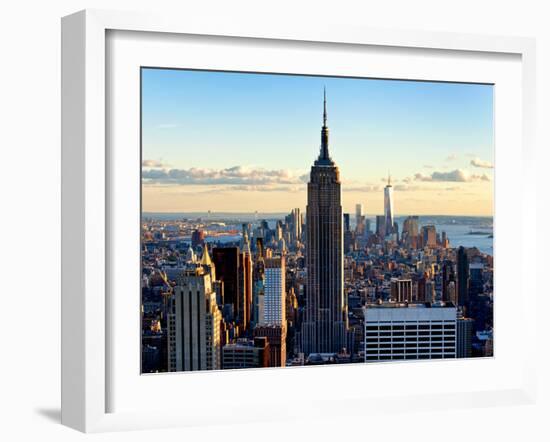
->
[141,68,494,216]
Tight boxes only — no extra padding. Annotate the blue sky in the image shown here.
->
[141,68,494,215]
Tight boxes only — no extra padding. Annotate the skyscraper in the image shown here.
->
[212,247,240,323]
[416,276,427,302]
[167,267,222,371]
[205,289,223,370]
[343,213,354,253]
[457,246,470,308]
[355,204,363,230]
[457,316,474,358]
[263,257,286,325]
[384,174,394,237]
[402,216,419,248]
[441,230,449,248]
[469,263,484,297]
[191,229,206,249]
[302,90,347,355]
[364,302,457,362]
[442,260,456,303]
[343,213,350,232]
[421,225,437,248]
[254,256,287,367]
[251,252,265,329]
[291,208,302,244]
[239,246,253,330]
[376,215,386,238]
[253,324,287,367]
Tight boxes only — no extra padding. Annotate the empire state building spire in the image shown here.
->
[317,88,332,165]
[303,90,347,355]
[323,87,327,126]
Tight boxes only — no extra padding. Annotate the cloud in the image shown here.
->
[344,185,381,193]
[413,169,491,182]
[423,164,434,169]
[229,185,303,193]
[142,165,308,187]
[470,158,494,169]
[445,154,458,161]
[394,184,425,192]
[394,184,451,192]
[142,159,167,168]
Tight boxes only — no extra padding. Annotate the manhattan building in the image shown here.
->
[167,265,223,371]
[457,315,474,358]
[457,246,470,308]
[262,256,286,325]
[222,337,270,369]
[253,324,287,367]
[421,225,437,248]
[364,302,457,362]
[402,216,419,248]
[255,256,287,366]
[212,247,240,324]
[302,91,348,355]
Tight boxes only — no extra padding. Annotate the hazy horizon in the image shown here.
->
[142,211,493,219]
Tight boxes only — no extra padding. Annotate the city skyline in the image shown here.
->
[142,68,494,216]
[142,82,494,373]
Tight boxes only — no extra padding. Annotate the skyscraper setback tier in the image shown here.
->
[302,91,348,355]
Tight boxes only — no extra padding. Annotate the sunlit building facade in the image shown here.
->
[364,302,457,362]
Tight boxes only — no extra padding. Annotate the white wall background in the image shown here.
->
[0,0,547,440]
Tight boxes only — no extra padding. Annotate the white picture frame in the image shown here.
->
[61,9,537,433]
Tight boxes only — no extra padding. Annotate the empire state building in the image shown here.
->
[302,90,348,355]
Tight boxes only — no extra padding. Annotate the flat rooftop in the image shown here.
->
[364,302,457,322]
[365,301,455,309]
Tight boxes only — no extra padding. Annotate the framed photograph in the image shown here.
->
[61,9,537,433]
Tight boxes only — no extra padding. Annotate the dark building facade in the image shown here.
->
[469,263,484,298]
[343,213,350,232]
[212,247,241,324]
[239,250,253,330]
[442,260,456,303]
[343,213,354,253]
[302,91,348,355]
[191,229,206,249]
[457,316,474,358]
[253,324,287,367]
[376,215,385,239]
[457,246,470,308]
